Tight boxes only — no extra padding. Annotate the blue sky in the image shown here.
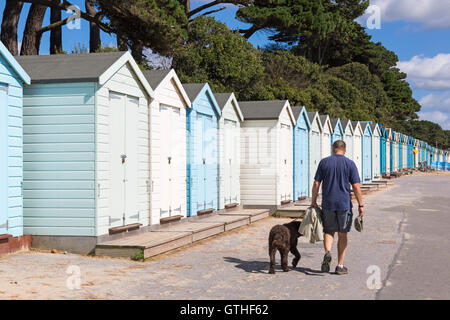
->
[1,0,449,129]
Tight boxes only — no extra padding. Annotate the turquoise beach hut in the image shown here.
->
[292,106,310,200]
[330,118,344,145]
[183,83,221,217]
[0,42,30,245]
[17,52,154,253]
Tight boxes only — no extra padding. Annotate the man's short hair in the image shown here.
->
[332,140,346,151]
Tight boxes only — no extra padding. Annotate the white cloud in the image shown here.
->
[419,111,450,129]
[365,0,450,30]
[397,54,450,90]
[420,92,450,111]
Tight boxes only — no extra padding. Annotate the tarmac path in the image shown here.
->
[0,175,448,300]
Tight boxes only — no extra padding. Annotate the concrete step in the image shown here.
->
[95,231,193,259]
[95,207,267,260]
[276,203,309,218]
[219,208,270,223]
[197,214,250,231]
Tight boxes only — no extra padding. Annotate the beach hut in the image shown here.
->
[17,52,154,252]
[352,121,363,181]
[394,132,401,172]
[379,125,386,175]
[408,136,414,168]
[398,133,404,170]
[307,112,323,195]
[143,69,191,225]
[403,134,409,168]
[420,141,426,164]
[370,124,381,180]
[429,145,434,164]
[361,123,373,183]
[413,139,420,168]
[341,120,354,161]
[240,100,295,208]
[0,42,30,245]
[214,92,244,210]
[385,128,392,174]
[330,118,344,145]
[319,115,333,159]
[437,149,444,162]
[402,134,408,168]
[183,83,221,216]
[292,107,311,200]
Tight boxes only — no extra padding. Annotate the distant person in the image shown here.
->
[310,140,364,275]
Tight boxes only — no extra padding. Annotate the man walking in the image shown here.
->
[310,140,365,275]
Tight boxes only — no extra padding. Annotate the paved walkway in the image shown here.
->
[0,175,448,299]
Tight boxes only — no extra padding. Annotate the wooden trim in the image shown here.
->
[109,223,142,235]
[225,203,238,210]
[197,208,214,216]
[160,215,183,224]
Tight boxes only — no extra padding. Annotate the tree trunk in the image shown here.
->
[182,0,191,17]
[21,4,47,55]
[50,0,62,54]
[117,36,128,51]
[1,0,24,56]
[130,41,143,64]
[85,0,101,52]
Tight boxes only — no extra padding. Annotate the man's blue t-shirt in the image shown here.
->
[314,154,361,211]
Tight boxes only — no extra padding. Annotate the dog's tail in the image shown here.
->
[271,234,284,249]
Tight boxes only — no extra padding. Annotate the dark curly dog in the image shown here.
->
[268,220,302,274]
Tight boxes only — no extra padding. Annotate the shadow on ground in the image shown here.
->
[223,257,325,276]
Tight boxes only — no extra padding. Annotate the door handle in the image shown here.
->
[121,154,127,164]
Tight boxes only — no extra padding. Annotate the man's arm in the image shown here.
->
[310,181,321,207]
[352,183,365,217]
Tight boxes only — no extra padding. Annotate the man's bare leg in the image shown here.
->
[324,232,334,253]
[337,232,348,266]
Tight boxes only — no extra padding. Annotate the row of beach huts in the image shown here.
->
[0,42,449,254]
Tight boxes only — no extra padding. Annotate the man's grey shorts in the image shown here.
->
[322,209,353,234]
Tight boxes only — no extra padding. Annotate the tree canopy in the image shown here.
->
[0,0,448,149]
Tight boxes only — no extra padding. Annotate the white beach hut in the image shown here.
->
[307,112,322,196]
[342,120,354,161]
[214,93,244,210]
[319,115,332,159]
[143,69,191,225]
[351,121,363,180]
[239,100,295,209]
[370,123,381,180]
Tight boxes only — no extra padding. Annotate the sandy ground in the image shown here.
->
[0,174,448,300]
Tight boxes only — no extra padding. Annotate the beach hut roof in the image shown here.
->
[16,51,153,96]
[0,41,30,84]
[239,100,294,123]
[214,92,244,121]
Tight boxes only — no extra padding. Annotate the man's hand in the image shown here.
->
[358,206,365,217]
[310,181,321,208]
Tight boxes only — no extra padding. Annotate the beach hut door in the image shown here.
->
[160,105,182,218]
[280,125,291,201]
[224,119,237,205]
[109,93,139,226]
[195,113,215,211]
